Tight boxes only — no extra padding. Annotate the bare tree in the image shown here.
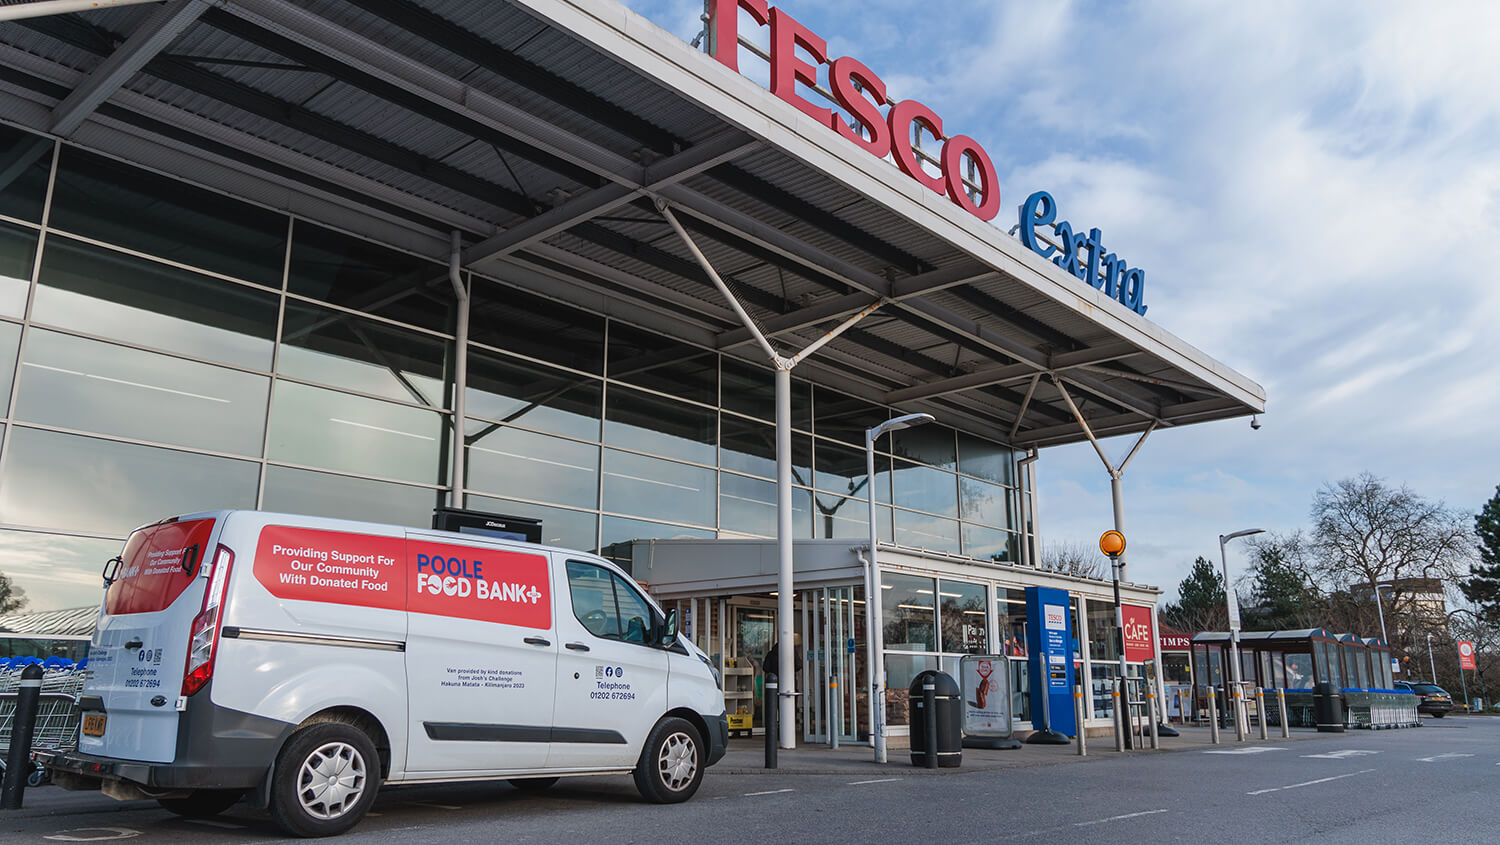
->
[1311,472,1473,591]
[1040,540,1107,579]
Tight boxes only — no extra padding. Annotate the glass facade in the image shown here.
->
[0,125,1023,620]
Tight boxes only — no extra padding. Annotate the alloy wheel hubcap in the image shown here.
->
[297,741,366,820]
[657,731,697,791]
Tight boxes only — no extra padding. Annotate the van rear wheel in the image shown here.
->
[269,722,381,837]
[632,717,704,804]
[158,789,245,818]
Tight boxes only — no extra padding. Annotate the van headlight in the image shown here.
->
[698,653,722,689]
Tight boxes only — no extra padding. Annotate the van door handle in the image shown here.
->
[565,642,591,652]
[523,637,550,647]
[124,639,143,650]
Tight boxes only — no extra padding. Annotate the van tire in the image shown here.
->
[632,717,704,804]
[157,789,245,818]
[507,777,559,792]
[269,722,381,837]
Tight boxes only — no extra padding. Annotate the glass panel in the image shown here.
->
[263,465,436,527]
[0,222,36,318]
[891,425,956,470]
[719,473,811,538]
[957,432,1014,486]
[470,280,604,374]
[16,329,269,455]
[606,322,716,405]
[0,321,18,415]
[1285,651,1313,689]
[566,561,620,638]
[267,380,443,484]
[814,387,887,445]
[811,494,889,542]
[466,348,600,441]
[997,589,1028,657]
[598,516,713,570]
[892,509,960,554]
[814,439,888,502]
[1091,663,1118,719]
[1010,658,1030,721]
[1088,599,1119,663]
[959,476,1011,528]
[881,572,935,652]
[719,359,813,429]
[891,460,957,517]
[0,528,119,615]
[601,449,714,527]
[466,494,598,552]
[465,426,598,509]
[612,574,654,643]
[0,126,51,224]
[287,221,447,331]
[1271,653,1287,690]
[883,653,938,726]
[51,147,287,287]
[279,300,448,405]
[962,524,1018,562]
[34,236,278,370]
[603,385,714,465]
[939,580,987,654]
[720,415,810,481]
[0,427,258,535]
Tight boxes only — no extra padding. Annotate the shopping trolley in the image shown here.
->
[0,657,89,787]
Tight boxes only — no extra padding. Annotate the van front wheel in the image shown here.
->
[269,722,381,837]
[633,717,704,804]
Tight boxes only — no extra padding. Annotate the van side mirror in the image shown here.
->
[661,609,679,645]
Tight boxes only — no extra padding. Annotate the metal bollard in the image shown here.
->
[1233,685,1246,741]
[1256,688,1268,740]
[764,674,778,770]
[1,664,44,810]
[922,679,938,769]
[1113,680,1125,752]
[1208,691,1220,744]
[1277,688,1290,738]
[1148,690,1159,749]
[1074,685,1087,757]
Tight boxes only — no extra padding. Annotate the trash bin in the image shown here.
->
[1314,682,1345,733]
[908,670,962,768]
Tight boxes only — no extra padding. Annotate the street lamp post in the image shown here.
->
[1373,584,1395,675]
[866,412,934,764]
[1218,528,1264,741]
[1426,633,1437,683]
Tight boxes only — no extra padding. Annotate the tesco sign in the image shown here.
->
[709,0,1001,222]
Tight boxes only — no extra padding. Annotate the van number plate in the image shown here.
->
[81,713,106,737]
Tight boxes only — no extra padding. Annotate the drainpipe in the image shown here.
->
[1016,448,1039,567]
[448,231,469,509]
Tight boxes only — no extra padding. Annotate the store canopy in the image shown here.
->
[0,0,1265,447]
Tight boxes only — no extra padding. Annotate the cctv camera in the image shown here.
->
[1250,415,1262,431]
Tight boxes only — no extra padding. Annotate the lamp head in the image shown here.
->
[868,412,935,441]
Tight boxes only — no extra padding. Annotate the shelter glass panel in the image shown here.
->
[15,329,269,456]
[813,387,887,445]
[465,348,601,441]
[34,236,278,370]
[891,425,956,470]
[892,509,960,554]
[267,381,443,484]
[720,415,810,482]
[719,472,811,539]
[1271,653,1287,689]
[606,322,716,406]
[278,300,448,405]
[0,427,258,535]
[1284,651,1313,689]
[263,466,435,527]
[601,449,715,528]
[0,126,51,224]
[0,528,122,616]
[466,495,599,553]
[962,524,1018,563]
[287,222,448,332]
[891,460,958,517]
[470,281,605,374]
[938,579,987,654]
[957,433,1014,486]
[882,572,936,652]
[51,147,287,288]
[466,426,599,509]
[0,221,36,318]
[603,385,715,465]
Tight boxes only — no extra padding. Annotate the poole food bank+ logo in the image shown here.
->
[408,542,552,630]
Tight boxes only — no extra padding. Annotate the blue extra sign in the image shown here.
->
[1018,191,1147,316]
[1024,586,1077,736]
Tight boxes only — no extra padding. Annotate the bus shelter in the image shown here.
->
[1189,629,1394,726]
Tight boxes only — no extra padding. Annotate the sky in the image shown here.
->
[614,0,1500,599]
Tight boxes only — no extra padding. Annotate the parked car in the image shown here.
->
[1394,680,1454,717]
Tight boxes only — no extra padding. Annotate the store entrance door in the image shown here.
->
[801,585,864,746]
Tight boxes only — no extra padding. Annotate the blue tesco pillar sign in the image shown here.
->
[1025,586,1076,736]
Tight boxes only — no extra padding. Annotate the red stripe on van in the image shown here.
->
[105,518,217,615]
[254,526,406,610]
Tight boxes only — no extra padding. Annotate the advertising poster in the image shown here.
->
[1122,605,1155,663]
[961,655,1011,736]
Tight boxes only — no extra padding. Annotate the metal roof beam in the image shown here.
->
[1013,398,1244,446]
[882,341,1140,404]
[48,0,206,137]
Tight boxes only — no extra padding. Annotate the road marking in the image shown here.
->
[1301,749,1380,759]
[1417,753,1474,762]
[1247,769,1375,795]
[1073,809,1169,827]
[744,788,795,796]
[848,777,902,785]
[1203,746,1285,754]
[44,830,141,842]
[180,819,245,829]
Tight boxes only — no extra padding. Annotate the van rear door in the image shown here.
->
[79,516,218,763]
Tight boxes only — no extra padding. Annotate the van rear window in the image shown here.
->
[104,518,216,615]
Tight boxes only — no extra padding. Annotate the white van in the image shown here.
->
[39,510,729,837]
